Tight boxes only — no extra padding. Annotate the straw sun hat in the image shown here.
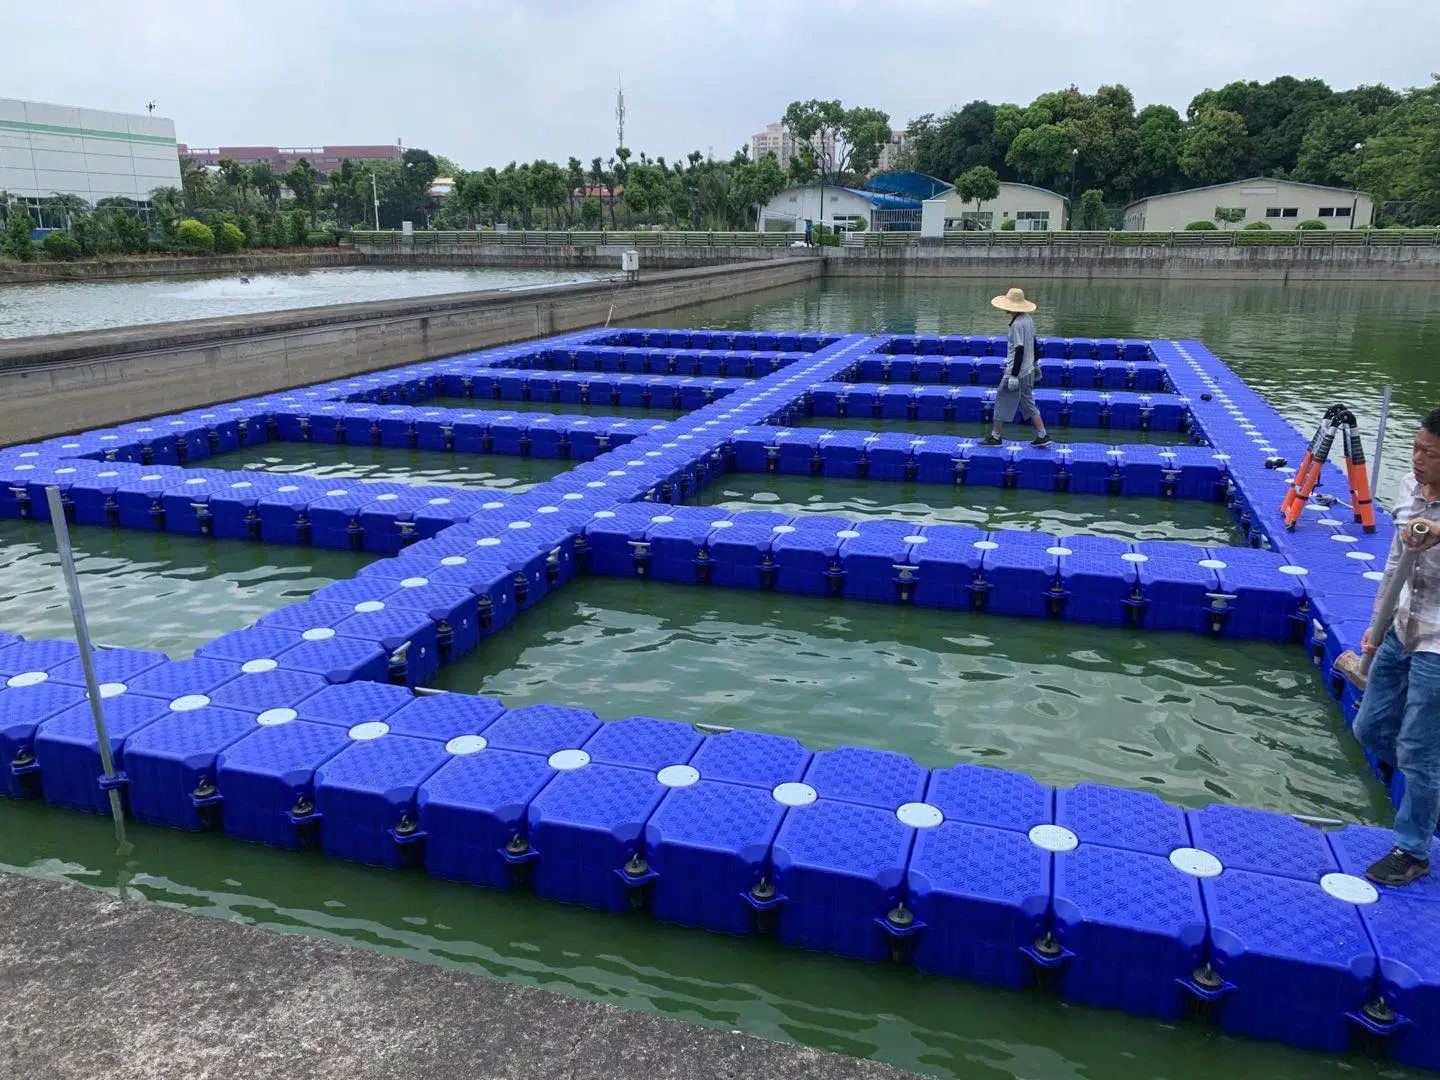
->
[990,287,1037,313]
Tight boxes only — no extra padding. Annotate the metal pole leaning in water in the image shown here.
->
[44,486,128,848]
[1371,385,1392,496]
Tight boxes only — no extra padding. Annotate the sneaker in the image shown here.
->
[1365,847,1430,887]
[1031,434,1053,448]
[980,434,1004,447]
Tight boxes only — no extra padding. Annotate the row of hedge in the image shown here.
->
[1184,219,1330,231]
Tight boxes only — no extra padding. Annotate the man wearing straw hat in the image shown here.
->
[982,287,1051,448]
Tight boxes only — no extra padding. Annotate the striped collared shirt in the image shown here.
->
[1378,472,1440,655]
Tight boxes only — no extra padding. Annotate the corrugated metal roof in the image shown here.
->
[1124,176,1369,210]
[865,171,953,199]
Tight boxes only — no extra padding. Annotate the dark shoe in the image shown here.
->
[980,434,1004,447]
[1365,847,1430,887]
[1031,434,1053,448]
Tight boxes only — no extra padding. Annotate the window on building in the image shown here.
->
[1281,208,1298,218]
[1016,210,1050,231]
[1333,206,1351,217]
[1319,207,1335,217]
[948,211,993,231]
[1265,208,1282,217]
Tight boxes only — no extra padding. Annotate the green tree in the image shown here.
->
[909,101,1008,184]
[111,210,150,253]
[579,196,602,228]
[1005,123,1074,189]
[40,230,81,260]
[284,158,319,227]
[287,211,308,246]
[249,162,281,210]
[1186,75,1335,177]
[953,165,1000,226]
[782,99,893,186]
[4,206,36,260]
[399,148,440,226]
[1214,206,1246,229]
[1178,108,1248,184]
[215,221,245,252]
[1133,104,1185,196]
[179,158,210,211]
[1079,188,1106,229]
[730,152,788,227]
[174,218,214,253]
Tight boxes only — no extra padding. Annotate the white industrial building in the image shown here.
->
[920,182,1069,235]
[1123,178,1374,231]
[758,183,922,233]
[0,97,181,215]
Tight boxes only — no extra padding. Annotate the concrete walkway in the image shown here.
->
[0,872,922,1080]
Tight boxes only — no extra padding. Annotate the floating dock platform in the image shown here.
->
[2,327,1434,1071]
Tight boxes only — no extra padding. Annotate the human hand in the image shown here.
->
[1004,376,1020,393]
[1362,627,1378,655]
[1401,519,1438,551]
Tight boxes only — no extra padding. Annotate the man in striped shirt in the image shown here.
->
[1354,408,1440,886]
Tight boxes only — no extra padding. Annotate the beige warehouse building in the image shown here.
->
[1124,177,1373,231]
[920,182,1068,235]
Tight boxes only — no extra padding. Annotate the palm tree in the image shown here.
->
[179,158,209,212]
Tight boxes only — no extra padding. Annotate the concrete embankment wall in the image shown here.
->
[0,259,819,446]
[823,242,1440,281]
[0,249,367,284]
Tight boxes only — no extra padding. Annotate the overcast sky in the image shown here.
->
[10,0,1438,168]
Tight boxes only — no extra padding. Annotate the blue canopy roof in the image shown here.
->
[864,171,953,200]
[844,187,922,210]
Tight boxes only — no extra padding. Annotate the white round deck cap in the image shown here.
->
[773,782,818,807]
[897,802,944,829]
[1028,824,1079,852]
[548,748,590,771]
[657,764,700,788]
[1169,848,1224,878]
[1320,873,1379,905]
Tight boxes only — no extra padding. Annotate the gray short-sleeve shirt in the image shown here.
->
[1007,314,1037,379]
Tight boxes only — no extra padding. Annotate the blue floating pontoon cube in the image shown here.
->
[687,730,812,790]
[1052,844,1207,1019]
[385,693,504,742]
[977,531,1065,618]
[838,521,920,603]
[527,762,667,912]
[1056,782,1190,857]
[909,820,1050,988]
[771,799,912,962]
[1203,869,1377,1051]
[34,692,172,814]
[803,746,927,811]
[314,731,451,867]
[925,763,1052,834]
[123,705,258,830]
[1360,896,1440,1071]
[645,779,787,935]
[910,526,986,610]
[583,716,703,771]
[1058,536,1136,627]
[217,719,352,848]
[418,746,556,889]
[0,676,88,797]
[482,705,602,757]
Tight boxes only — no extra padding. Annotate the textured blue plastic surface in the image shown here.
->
[803,746,928,810]
[925,764,1053,833]
[217,719,352,848]
[1056,783,1190,856]
[527,762,667,912]
[686,730,812,790]
[123,705,257,829]
[1052,844,1207,1019]
[315,733,450,866]
[908,821,1050,988]
[771,799,913,962]
[1203,868,1376,1051]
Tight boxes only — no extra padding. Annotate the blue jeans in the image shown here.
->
[1353,631,1440,859]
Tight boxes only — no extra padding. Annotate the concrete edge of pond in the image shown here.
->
[0,871,922,1080]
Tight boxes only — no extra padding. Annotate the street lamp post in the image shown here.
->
[1350,141,1364,229]
[1068,147,1079,230]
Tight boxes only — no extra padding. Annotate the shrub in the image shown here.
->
[305,231,332,247]
[287,211,308,246]
[40,231,81,260]
[215,222,245,253]
[1185,220,1218,230]
[1296,219,1327,230]
[4,206,36,261]
[809,223,842,246]
[175,218,215,253]
[1242,220,1272,230]
[999,218,1016,231]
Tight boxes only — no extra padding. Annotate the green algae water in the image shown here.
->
[3,275,1438,1080]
